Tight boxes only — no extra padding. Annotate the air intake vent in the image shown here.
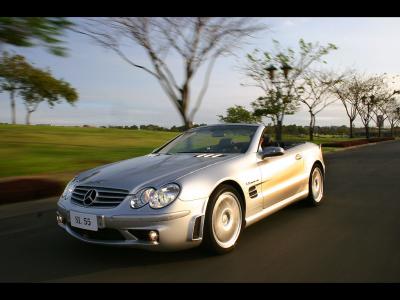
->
[248,186,258,199]
[192,216,203,240]
[70,226,125,241]
[193,153,225,158]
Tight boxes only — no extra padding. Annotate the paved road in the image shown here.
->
[1,141,400,282]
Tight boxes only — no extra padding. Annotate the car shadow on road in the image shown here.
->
[0,198,317,282]
[49,200,314,281]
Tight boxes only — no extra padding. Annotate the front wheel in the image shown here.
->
[305,164,324,206]
[203,185,243,254]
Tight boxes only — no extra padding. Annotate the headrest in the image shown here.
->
[261,135,271,147]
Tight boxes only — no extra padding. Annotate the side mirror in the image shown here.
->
[261,146,285,159]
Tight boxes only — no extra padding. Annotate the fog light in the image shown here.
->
[148,230,159,242]
[56,214,64,224]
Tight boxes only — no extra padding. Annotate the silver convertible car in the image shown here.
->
[57,124,325,254]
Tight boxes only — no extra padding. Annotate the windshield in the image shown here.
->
[157,125,259,154]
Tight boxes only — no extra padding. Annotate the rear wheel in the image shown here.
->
[203,185,243,254]
[306,164,324,206]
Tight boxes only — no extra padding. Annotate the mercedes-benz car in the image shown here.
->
[57,124,325,254]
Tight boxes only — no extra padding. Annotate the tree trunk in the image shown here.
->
[378,125,381,137]
[349,119,354,138]
[391,125,394,137]
[365,124,370,139]
[177,104,192,130]
[26,110,32,125]
[275,120,283,141]
[184,119,193,130]
[309,112,315,141]
[10,90,16,124]
[181,110,193,130]
[177,86,193,130]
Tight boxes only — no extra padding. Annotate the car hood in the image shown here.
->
[75,153,238,192]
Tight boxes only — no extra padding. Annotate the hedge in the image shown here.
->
[0,178,64,205]
[321,137,395,148]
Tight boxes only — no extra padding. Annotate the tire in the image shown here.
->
[305,164,324,206]
[202,184,244,255]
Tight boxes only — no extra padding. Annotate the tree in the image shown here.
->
[386,99,400,136]
[331,72,364,138]
[0,17,73,56]
[0,52,34,123]
[251,91,298,140]
[0,52,78,124]
[371,93,399,137]
[243,39,338,141]
[356,75,388,138]
[218,105,261,124]
[77,17,266,129]
[370,75,400,137]
[20,68,78,125]
[297,70,343,141]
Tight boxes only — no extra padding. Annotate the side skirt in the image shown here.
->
[244,190,309,228]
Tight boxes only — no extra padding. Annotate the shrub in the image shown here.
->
[321,137,394,148]
[0,178,64,205]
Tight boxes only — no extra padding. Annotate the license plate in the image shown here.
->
[70,211,98,231]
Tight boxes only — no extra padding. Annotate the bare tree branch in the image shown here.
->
[189,55,217,121]
[77,17,267,128]
[296,69,343,140]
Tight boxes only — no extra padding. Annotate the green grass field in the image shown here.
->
[0,125,178,179]
[0,124,354,180]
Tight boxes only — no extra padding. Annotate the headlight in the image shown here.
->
[128,188,156,208]
[149,183,180,209]
[129,184,180,209]
[61,178,78,200]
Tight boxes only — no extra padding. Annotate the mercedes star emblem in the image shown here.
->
[83,189,98,206]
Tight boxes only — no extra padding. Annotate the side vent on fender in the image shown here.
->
[192,216,203,240]
[248,186,258,199]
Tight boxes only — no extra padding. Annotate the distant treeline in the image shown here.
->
[268,124,396,137]
[103,123,207,132]
[100,123,399,137]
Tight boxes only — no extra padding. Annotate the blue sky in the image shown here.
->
[2,17,400,127]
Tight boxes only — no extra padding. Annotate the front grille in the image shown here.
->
[71,185,129,208]
[70,226,125,241]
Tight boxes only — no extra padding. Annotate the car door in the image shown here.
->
[258,146,305,209]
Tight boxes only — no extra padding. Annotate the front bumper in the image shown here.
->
[56,199,206,252]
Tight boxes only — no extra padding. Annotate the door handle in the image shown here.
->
[295,154,302,160]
